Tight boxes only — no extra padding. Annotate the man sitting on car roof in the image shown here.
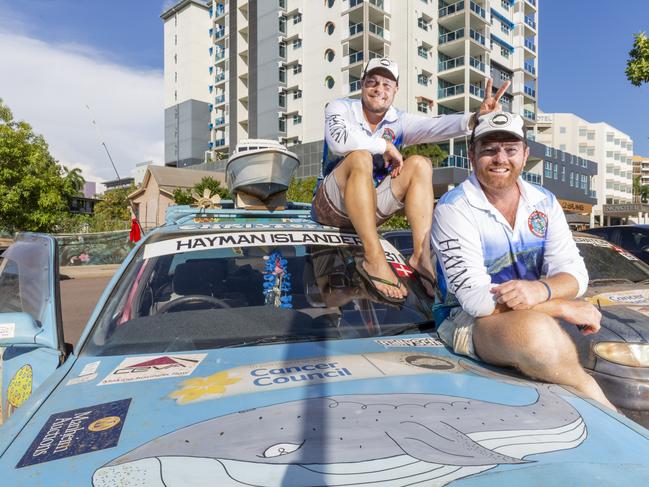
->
[311,57,509,303]
[431,112,615,410]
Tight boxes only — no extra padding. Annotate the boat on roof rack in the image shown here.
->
[226,139,300,208]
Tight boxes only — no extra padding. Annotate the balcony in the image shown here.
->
[349,51,364,64]
[524,16,536,29]
[368,50,382,59]
[417,74,430,86]
[439,56,464,72]
[522,171,541,185]
[469,56,485,72]
[524,85,536,98]
[368,22,385,38]
[418,18,429,31]
[215,139,226,147]
[523,109,536,120]
[439,0,465,18]
[349,22,363,36]
[469,1,486,19]
[469,84,484,98]
[443,155,470,169]
[349,0,363,6]
[438,84,465,99]
[215,27,225,39]
[439,28,464,44]
[470,29,486,46]
[215,50,227,62]
[215,3,225,17]
[214,117,226,126]
[215,72,226,83]
[369,0,385,10]
[524,39,536,52]
[418,46,430,59]
[215,94,226,104]
[350,80,362,92]
[524,62,536,75]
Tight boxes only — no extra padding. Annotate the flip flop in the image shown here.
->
[355,258,406,305]
[414,271,438,299]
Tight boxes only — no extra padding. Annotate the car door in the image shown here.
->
[0,234,65,424]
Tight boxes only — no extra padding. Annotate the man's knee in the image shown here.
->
[514,313,576,371]
[404,155,432,175]
[343,150,374,173]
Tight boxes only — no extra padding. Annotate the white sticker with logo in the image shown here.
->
[0,323,15,339]
[169,352,458,404]
[144,230,401,260]
[375,337,445,348]
[99,354,207,385]
[79,361,101,377]
[589,289,649,307]
[66,373,98,386]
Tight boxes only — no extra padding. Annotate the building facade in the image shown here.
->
[202,0,538,172]
[634,155,649,188]
[162,0,213,167]
[535,112,634,224]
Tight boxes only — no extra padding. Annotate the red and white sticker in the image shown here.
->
[0,323,15,339]
[390,262,415,278]
[99,354,206,385]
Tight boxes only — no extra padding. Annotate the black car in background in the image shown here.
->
[583,225,649,264]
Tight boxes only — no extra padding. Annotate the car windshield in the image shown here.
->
[576,236,649,283]
[82,230,432,356]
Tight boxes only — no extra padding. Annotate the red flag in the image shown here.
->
[129,218,141,243]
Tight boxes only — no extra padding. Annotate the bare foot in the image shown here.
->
[362,256,407,300]
[408,256,437,298]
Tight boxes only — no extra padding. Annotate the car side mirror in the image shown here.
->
[0,312,42,346]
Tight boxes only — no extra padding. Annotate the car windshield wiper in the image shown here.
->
[589,278,634,285]
[227,334,334,348]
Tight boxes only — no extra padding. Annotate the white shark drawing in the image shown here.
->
[93,385,586,486]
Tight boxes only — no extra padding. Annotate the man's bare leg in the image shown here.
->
[473,310,616,410]
[391,155,436,296]
[333,151,406,300]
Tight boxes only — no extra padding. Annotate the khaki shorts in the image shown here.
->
[312,171,404,229]
[437,308,479,359]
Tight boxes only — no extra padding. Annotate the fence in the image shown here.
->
[56,230,133,266]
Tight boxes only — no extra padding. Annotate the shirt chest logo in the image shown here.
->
[527,210,547,238]
[381,127,396,142]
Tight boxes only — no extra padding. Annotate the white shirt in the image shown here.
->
[322,98,472,184]
[431,174,589,319]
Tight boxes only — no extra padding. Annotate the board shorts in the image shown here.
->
[436,307,479,360]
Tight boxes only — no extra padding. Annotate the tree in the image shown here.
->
[93,185,134,222]
[626,32,649,87]
[400,143,448,167]
[287,176,318,203]
[0,99,79,232]
[173,176,230,205]
[63,166,86,196]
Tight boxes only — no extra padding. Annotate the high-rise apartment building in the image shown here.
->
[536,113,634,224]
[202,0,538,175]
[633,155,649,188]
[162,0,212,167]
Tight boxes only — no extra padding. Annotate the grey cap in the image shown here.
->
[362,57,399,83]
[471,112,525,143]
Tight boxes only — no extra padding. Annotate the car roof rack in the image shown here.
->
[164,202,311,226]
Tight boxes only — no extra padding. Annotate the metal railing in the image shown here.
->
[369,50,383,59]
[469,84,485,98]
[443,155,470,169]
[350,80,362,92]
[469,56,485,71]
[524,39,536,51]
[470,1,486,18]
[439,56,464,71]
[215,95,226,104]
[418,46,429,58]
[349,23,363,36]
[215,28,225,39]
[214,117,226,126]
[524,63,536,74]
[417,74,429,86]
[349,51,364,64]
[439,0,464,18]
[439,28,464,44]
[369,0,384,10]
[368,22,385,37]
[215,72,226,82]
[524,86,536,97]
[523,109,536,120]
[522,171,541,184]
[418,19,429,30]
[524,16,536,29]
[470,29,486,45]
[215,139,226,147]
[438,84,465,98]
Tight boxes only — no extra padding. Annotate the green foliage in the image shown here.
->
[382,214,410,230]
[626,32,649,87]
[173,176,230,205]
[0,99,79,232]
[400,143,448,167]
[63,166,85,196]
[94,185,134,222]
[287,176,318,203]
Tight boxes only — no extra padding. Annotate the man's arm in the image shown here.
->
[324,99,386,155]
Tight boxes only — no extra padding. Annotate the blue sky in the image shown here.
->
[0,0,647,183]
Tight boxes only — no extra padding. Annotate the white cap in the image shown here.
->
[471,112,525,142]
[362,57,399,83]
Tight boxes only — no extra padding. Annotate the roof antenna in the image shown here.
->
[86,104,143,238]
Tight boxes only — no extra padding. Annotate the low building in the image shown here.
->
[69,196,100,215]
[128,165,226,231]
[103,177,135,191]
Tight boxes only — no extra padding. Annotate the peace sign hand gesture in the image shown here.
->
[478,77,510,116]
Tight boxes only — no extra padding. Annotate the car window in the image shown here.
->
[619,228,649,252]
[576,237,649,282]
[82,231,432,356]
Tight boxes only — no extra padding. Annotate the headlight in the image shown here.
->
[593,342,649,367]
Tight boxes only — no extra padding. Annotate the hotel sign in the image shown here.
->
[604,204,649,216]
[559,199,592,213]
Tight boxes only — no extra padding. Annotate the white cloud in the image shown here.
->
[0,30,164,185]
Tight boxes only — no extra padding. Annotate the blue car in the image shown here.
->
[1,203,649,486]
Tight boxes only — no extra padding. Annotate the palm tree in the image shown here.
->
[63,166,86,195]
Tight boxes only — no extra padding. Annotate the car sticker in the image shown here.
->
[573,237,614,247]
[587,290,649,307]
[169,352,460,405]
[98,354,206,386]
[611,245,639,260]
[0,322,15,339]
[78,361,101,377]
[144,230,402,260]
[6,364,32,417]
[375,337,445,348]
[66,374,98,386]
[263,251,293,308]
[16,398,131,468]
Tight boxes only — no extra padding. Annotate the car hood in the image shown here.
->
[585,283,649,342]
[3,335,649,486]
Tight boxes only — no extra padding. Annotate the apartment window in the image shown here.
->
[293,38,302,49]
[606,151,613,158]
[500,71,512,82]
[293,90,302,99]
[579,127,587,137]
[325,48,335,62]
[174,34,177,45]
[544,161,553,179]
[607,133,614,142]
[553,163,558,179]
[418,18,429,31]
[325,21,335,35]
[560,144,566,151]
[279,16,287,33]
[417,74,429,86]
[545,146,552,157]
[325,0,335,8]
[174,72,177,82]
[293,114,302,124]
[501,0,510,10]
[292,63,302,74]
[293,13,302,24]
[279,66,286,83]
[561,151,565,162]
[174,53,177,64]
[570,171,574,187]
[587,131,595,140]
[561,166,566,182]
[417,46,429,59]
[325,76,335,89]
[279,117,286,132]
[559,126,566,134]
[500,46,510,58]
[279,91,286,108]
[279,42,286,58]
[500,22,510,34]
[417,101,428,113]
[174,90,177,101]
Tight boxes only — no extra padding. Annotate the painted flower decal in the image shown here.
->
[7,364,32,415]
[169,370,240,405]
[191,188,222,209]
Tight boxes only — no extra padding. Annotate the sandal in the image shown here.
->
[355,258,406,305]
